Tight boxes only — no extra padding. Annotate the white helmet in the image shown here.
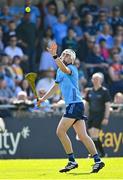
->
[62,49,76,64]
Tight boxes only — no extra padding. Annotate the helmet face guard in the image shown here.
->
[62,49,76,64]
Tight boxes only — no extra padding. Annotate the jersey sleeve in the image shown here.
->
[103,89,111,103]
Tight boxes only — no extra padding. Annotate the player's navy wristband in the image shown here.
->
[53,55,58,59]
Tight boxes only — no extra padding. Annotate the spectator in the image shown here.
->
[15,79,32,98]
[16,12,37,72]
[44,3,58,30]
[79,0,98,17]
[99,38,110,60]
[115,25,123,36]
[85,44,108,78]
[17,91,28,101]
[113,35,123,59]
[39,40,57,71]
[108,53,123,97]
[95,10,109,32]
[97,0,111,12]
[111,92,123,112]
[109,6,123,34]
[0,61,15,91]
[1,53,15,79]
[82,12,96,36]
[0,5,13,27]
[0,26,4,53]
[12,55,23,82]
[20,0,41,28]
[7,0,21,18]
[36,68,60,103]
[0,74,15,104]
[42,27,54,49]
[36,68,55,93]
[65,0,78,24]
[20,79,31,98]
[52,13,68,53]
[114,92,123,104]
[62,28,78,51]
[54,0,65,14]
[70,16,83,42]
[110,46,121,58]
[12,90,33,110]
[3,20,17,46]
[4,35,24,61]
[77,35,95,62]
[96,23,113,49]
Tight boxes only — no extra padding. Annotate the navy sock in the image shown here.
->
[68,153,75,162]
[93,138,105,156]
[93,154,101,163]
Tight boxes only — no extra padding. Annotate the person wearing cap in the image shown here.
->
[37,42,105,173]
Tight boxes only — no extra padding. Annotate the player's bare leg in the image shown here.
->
[73,120,105,173]
[73,120,97,155]
[56,117,78,172]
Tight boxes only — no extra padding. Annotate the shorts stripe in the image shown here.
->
[68,104,75,114]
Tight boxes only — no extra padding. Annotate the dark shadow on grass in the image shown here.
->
[68,172,91,176]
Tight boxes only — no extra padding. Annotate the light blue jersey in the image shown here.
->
[55,64,82,105]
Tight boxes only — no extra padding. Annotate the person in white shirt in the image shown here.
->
[36,68,60,102]
[4,35,24,60]
[39,40,57,71]
[36,68,55,92]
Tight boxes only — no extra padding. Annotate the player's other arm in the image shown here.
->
[47,42,71,74]
[37,83,58,105]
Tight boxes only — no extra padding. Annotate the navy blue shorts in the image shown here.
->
[63,102,87,121]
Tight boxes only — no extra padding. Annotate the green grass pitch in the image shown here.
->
[0,158,123,180]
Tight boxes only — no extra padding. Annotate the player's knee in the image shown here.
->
[78,133,89,142]
[56,127,64,138]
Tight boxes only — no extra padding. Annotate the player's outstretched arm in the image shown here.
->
[37,83,58,105]
[47,42,71,74]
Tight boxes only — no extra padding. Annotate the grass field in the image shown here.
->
[0,158,123,180]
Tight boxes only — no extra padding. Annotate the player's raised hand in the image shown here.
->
[47,42,57,56]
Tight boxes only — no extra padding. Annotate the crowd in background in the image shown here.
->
[0,0,123,113]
